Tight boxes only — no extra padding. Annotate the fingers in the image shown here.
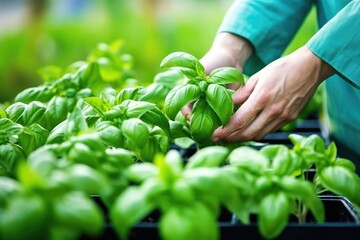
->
[211,107,288,143]
[211,96,261,142]
[180,103,193,121]
[232,73,259,105]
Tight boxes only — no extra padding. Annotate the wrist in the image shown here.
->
[302,46,336,82]
[201,32,253,73]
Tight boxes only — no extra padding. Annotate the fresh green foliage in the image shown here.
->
[161,52,244,145]
[1,43,360,240]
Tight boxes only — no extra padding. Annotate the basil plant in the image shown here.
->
[161,52,244,146]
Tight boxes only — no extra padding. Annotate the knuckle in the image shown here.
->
[234,115,246,129]
[268,104,283,117]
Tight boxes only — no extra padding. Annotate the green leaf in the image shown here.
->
[319,166,360,206]
[205,84,234,126]
[164,150,184,175]
[22,101,47,126]
[53,192,104,237]
[159,202,218,240]
[259,192,291,239]
[14,86,54,104]
[0,194,48,240]
[65,105,88,139]
[66,164,108,195]
[79,61,102,89]
[139,108,170,135]
[0,109,6,118]
[68,142,100,168]
[164,84,201,120]
[46,120,67,144]
[122,119,149,148]
[186,146,229,169]
[45,97,69,129]
[96,121,124,148]
[126,163,158,183]
[272,148,301,176]
[153,70,184,88]
[325,141,337,162]
[110,182,159,239]
[228,146,269,174]
[0,177,20,206]
[5,102,27,123]
[0,143,25,174]
[208,67,244,85]
[105,148,135,168]
[190,99,220,144]
[116,87,148,103]
[0,118,24,142]
[18,123,49,155]
[124,100,157,118]
[169,120,191,140]
[334,158,356,172]
[84,97,112,116]
[160,52,200,78]
[17,162,46,190]
[279,176,324,223]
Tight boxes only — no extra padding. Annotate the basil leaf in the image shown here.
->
[190,99,220,144]
[228,146,269,174]
[22,101,47,126]
[0,194,48,240]
[159,203,218,240]
[0,143,25,175]
[164,84,201,120]
[116,87,148,104]
[65,105,88,139]
[95,121,124,148]
[126,162,158,183]
[5,102,27,124]
[319,166,360,206]
[186,146,229,169]
[0,118,24,143]
[79,61,102,89]
[18,123,49,155]
[122,119,149,149]
[84,97,112,116]
[259,192,291,239]
[124,100,158,118]
[111,182,159,239]
[45,97,68,129]
[160,52,199,78]
[14,86,54,104]
[208,67,244,85]
[66,164,108,195]
[139,108,170,135]
[279,176,324,223]
[205,84,234,125]
[53,192,104,237]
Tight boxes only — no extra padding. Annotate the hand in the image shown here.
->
[211,46,336,143]
[181,33,253,120]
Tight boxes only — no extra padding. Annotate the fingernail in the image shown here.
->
[212,137,219,143]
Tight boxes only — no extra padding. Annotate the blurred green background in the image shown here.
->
[0,0,317,102]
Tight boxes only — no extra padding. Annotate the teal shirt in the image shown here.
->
[218,0,360,156]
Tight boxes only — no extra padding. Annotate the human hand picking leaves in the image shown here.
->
[211,44,335,143]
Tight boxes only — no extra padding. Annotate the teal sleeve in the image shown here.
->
[218,0,312,75]
[306,1,360,89]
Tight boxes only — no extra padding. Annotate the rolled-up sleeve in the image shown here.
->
[306,1,360,88]
[218,0,313,75]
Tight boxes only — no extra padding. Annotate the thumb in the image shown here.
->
[232,73,258,104]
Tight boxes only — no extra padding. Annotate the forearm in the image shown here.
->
[200,32,253,73]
